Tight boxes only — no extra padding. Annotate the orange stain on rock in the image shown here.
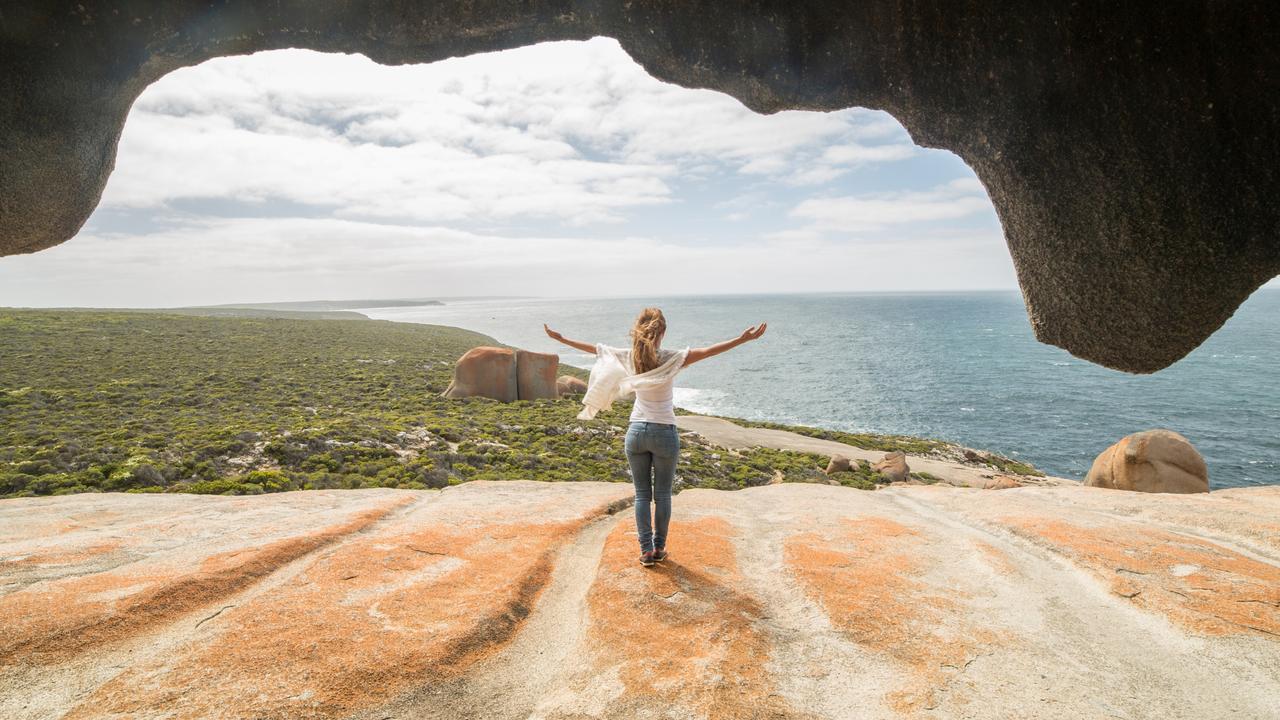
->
[6,539,124,568]
[584,516,799,719]
[67,514,599,719]
[972,539,1020,576]
[999,516,1280,637]
[0,496,413,666]
[785,516,1001,714]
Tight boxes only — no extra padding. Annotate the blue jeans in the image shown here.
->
[624,421,679,553]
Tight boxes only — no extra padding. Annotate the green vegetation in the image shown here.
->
[910,471,942,484]
[0,310,847,498]
[981,455,1044,477]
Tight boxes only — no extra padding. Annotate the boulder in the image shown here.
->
[515,349,559,401]
[825,455,853,475]
[443,347,563,402]
[556,375,588,397]
[442,347,517,402]
[1085,429,1209,494]
[982,476,1023,490]
[873,451,910,483]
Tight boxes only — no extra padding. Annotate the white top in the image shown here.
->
[577,343,689,424]
[628,348,681,425]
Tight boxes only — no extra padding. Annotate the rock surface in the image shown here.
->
[1,482,1277,719]
[556,375,588,396]
[676,414,1071,489]
[515,349,560,401]
[1085,429,1210,494]
[825,455,853,475]
[444,347,564,402]
[443,346,518,402]
[873,450,911,483]
[3,4,1279,372]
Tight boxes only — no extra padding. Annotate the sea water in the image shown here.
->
[366,290,1280,489]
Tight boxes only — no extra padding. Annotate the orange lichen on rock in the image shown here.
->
[785,516,1001,714]
[6,539,124,568]
[972,539,1020,576]
[998,516,1280,637]
[0,496,413,666]
[581,516,797,718]
[67,507,612,719]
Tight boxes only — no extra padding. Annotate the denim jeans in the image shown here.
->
[624,421,679,553]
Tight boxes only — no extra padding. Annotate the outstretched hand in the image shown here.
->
[739,322,767,343]
[543,323,564,342]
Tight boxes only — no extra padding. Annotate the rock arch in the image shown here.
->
[2,2,1277,372]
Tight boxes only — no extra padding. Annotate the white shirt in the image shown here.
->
[577,344,689,424]
[629,348,681,425]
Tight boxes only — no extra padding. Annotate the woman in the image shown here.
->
[544,308,766,567]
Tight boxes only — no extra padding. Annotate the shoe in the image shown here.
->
[639,550,656,567]
[652,548,668,563]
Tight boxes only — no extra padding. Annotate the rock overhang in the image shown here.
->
[2,2,1277,372]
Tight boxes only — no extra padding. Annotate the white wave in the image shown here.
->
[673,387,729,414]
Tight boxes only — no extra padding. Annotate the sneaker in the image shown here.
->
[652,548,668,563]
[639,550,656,567]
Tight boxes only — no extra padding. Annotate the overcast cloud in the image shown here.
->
[0,38,1023,307]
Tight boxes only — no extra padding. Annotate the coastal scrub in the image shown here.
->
[0,310,871,498]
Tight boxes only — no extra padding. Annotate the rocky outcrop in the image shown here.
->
[1,483,1277,719]
[1085,429,1210,494]
[825,454,853,475]
[556,375,587,396]
[3,4,1279,372]
[515,349,559,401]
[443,346,518,402]
[675,414,1072,490]
[443,347,562,402]
[872,450,910,483]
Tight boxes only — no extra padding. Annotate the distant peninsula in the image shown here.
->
[202,298,447,311]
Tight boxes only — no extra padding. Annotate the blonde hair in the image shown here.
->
[629,307,666,374]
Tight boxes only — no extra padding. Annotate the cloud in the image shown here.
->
[0,38,1021,307]
[0,217,1016,307]
[790,180,995,233]
[98,39,916,228]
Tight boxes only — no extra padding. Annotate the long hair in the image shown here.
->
[629,307,666,374]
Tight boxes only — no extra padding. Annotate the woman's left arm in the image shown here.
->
[544,324,598,355]
[683,323,766,367]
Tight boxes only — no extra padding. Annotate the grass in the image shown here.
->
[0,309,851,498]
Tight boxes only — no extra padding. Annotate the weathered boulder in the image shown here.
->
[1085,429,1209,494]
[444,347,563,402]
[981,475,1023,490]
[442,346,517,402]
[556,375,587,396]
[825,455,853,475]
[3,4,1279,372]
[515,349,559,401]
[873,450,910,483]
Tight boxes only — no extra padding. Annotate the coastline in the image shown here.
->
[0,306,1063,499]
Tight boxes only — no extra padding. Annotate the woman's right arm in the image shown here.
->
[683,323,767,367]
[544,324,598,355]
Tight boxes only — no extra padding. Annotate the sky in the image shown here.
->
[0,37,1026,307]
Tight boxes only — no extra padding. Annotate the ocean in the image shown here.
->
[365,291,1280,489]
